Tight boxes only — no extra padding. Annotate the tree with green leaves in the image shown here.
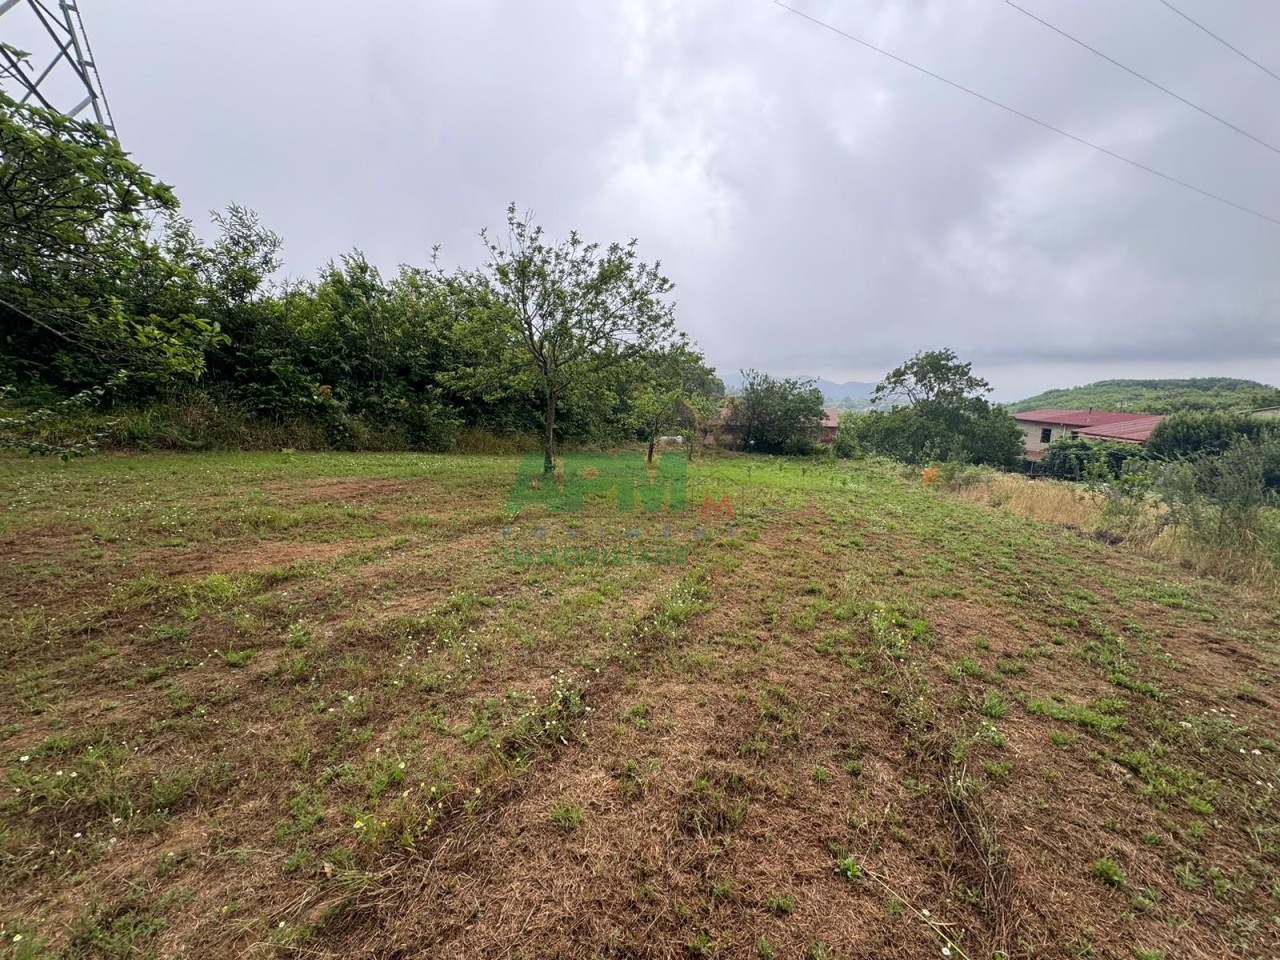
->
[727,370,825,454]
[627,342,723,463]
[474,204,679,471]
[1039,437,1159,481]
[871,347,992,408]
[0,90,222,385]
[855,349,1022,467]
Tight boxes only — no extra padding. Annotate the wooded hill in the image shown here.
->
[1010,378,1280,414]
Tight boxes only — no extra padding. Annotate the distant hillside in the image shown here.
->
[719,372,878,410]
[1010,378,1280,415]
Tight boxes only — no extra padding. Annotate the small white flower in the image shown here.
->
[19,755,29,763]
[1252,749,1262,755]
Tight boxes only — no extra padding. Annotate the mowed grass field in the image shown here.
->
[1,452,1278,959]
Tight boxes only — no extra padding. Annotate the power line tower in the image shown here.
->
[0,0,115,136]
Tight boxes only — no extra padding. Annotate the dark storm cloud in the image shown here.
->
[76,0,1280,397]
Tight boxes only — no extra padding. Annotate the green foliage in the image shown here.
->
[625,343,724,461]
[1039,438,1160,481]
[466,203,680,471]
[0,90,221,384]
[871,347,992,407]
[4,94,731,458]
[1148,411,1278,460]
[0,377,122,458]
[851,349,1022,467]
[1092,857,1125,887]
[832,412,863,458]
[1161,438,1279,562]
[1012,378,1280,415]
[835,855,863,879]
[723,369,826,454]
[853,396,1022,467]
[550,801,584,832]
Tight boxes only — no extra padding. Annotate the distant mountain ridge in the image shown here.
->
[719,372,878,409]
[1011,378,1280,415]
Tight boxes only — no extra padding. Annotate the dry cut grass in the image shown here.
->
[1,451,1278,959]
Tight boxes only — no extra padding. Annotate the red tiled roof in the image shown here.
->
[1013,408,1154,428]
[1077,415,1163,443]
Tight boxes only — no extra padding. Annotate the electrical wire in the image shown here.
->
[1006,0,1280,159]
[772,1,1280,228]
[1152,0,1280,86]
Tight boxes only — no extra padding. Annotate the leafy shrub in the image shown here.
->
[1148,411,1277,459]
[1039,438,1160,482]
[1160,437,1278,562]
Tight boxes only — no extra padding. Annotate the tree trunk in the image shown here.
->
[543,389,556,473]
[647,434,655,465]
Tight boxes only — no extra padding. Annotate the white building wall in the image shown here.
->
[1019,420,1076,456]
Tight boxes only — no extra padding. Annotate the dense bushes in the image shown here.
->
[1038,438,1160,481]
[2,94,725,458]
[845,402,1022,468]
[840,350,1024,469]
[1148,410,1278,459]
[720,371,825,454]
[1034,430,1280,575]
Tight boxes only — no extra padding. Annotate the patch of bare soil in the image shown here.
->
[136,538,361,578]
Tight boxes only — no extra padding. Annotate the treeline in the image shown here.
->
[710,353,1028,466]
[0,90,1034,471]
[1,92,726,463]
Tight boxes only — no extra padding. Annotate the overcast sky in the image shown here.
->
[12,0,1280,399]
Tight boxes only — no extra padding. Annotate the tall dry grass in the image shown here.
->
[956,473,1104,531]
[955,472,1280,593]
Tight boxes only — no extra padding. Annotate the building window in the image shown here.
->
[1039,427,1052,444]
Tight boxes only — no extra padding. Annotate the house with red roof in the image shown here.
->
[1013,408,1164,461]
[818,407,840,444]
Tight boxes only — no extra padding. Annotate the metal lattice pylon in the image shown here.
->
[0,0,115,136]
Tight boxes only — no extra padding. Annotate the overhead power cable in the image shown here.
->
[1006,0,1280,159]
[1152,0,1280,86]
[772,1,1280,229]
